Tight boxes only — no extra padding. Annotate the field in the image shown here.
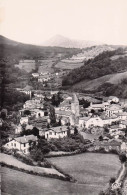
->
[48,153,121,191]
[38,59,56,73]
[15,61,36,72]
[1,153,120,195]
[72,71,127,91]
[55,61,84,70]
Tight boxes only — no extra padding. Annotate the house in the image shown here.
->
[119,120,127,129]
[87,102,110,111]
[25,124,33,130]
[4,135,38,154]
[116,112,127,121]
[45,126,68,139]
[79,115,104,128]
[106,104,123,117]
[20,117,29,125]
[121,142,127,153]
[108,96,119,103]
[34,109,45,118]
[32,73,39,78]
[15,124,23,134]
[100,113,119,126]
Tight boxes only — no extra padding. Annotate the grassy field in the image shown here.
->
[38,59,56,73]
[15,62,36,72]
[1,153,121,195]
[48,153,121,188]
[55,61,84,70]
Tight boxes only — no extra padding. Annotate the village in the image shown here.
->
[1,75,127,157]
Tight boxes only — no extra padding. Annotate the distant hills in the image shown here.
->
[62,48,127,97]
[0,35,81,60]
[42,34,103,48]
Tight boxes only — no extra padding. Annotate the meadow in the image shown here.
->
[55,61,84,70]
[1,153,121,195]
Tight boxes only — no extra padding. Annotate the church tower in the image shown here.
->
[70,93,79,125]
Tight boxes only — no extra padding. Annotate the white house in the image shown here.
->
[4,135,38,154]
[20,117,29,125]
[87,102,110,111]
[106,105,123,117]
[117,112,127,121]
[108,96,119,103]
[15,124,23,134]
[34,109,45,118]
[119,121,127,129]
[79,115,104,128]
[45,126,68,139]
[32,73,39,78]
[121,142,127,153]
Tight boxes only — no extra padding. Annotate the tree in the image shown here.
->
[58,118,61,126]
[49,105,56,125]
[109,177,116,185]
[74,126,78,135]
[1,109,7,119]
[99,135,103,141]
[119,153,127,163]
[24,110,31,116]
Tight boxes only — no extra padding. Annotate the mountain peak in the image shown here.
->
[42,35,102,48]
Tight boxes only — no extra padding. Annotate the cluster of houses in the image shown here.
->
[3,91,127,155]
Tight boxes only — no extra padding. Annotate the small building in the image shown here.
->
[119,120,127,129]
[4,135,38,154]
[45,126,68,139]
[117,112,127,121]
[20,117,29,125]
[32,73,40,78]
[121,142,127,153]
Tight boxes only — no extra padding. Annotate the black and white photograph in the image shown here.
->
[0,0,127,194]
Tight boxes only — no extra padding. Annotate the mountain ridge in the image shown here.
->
[42,34,103,48]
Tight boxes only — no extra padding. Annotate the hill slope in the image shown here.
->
[62,48,127,97]
[0,35,81,60]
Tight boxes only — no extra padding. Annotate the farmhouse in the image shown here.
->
[45,126,68,139]
[4,135,37,154]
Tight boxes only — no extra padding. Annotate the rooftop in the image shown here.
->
[15,135,37,144]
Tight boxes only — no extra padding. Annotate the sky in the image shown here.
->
[0,0,127,45]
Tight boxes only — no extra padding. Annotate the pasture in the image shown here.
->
[55,61,84,70]
[1,153,120,195]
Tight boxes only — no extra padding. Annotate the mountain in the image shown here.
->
[42,34,102,48]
